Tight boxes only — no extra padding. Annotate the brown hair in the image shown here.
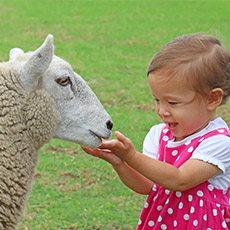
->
[147,33,230,104]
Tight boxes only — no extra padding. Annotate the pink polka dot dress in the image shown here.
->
[137,127,230,230]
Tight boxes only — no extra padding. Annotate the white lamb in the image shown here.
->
[0,34,113,229]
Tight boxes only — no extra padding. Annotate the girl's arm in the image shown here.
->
[99,131,220,191]
[81,146,154,194]
[113,162,154,194]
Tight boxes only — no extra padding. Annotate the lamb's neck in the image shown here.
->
[0,68,39,229]
[22,89,59,150]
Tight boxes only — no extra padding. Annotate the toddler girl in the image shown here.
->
[82,33,230,229]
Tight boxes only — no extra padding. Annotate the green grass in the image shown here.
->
[0,0,230,229]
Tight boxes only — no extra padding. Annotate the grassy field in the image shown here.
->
[0,0,230,229]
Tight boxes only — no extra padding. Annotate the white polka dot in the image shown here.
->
[197,190,203,197]
[176,191,182,197]
[190,206,195,213]
[173,220,177,227]
[207,228,212,230]
[165,198,170,204]
[216,203,221,207]
[184,214,190,220]
[200,199,204,207]
[185,140,191,145]
[188,146,194,152]
[178,202,183,209]
[172,150,178,156]
[138,219,142,225]
[223,189,227,194]
[167,208,173,214]
[157,205,163,211]
[213,209,218,216]
[148,220,154,227]
[222,209,225,215]
[144,202,149,208]
[158,216,162,222]
[203,214,207,221]
[188,195,193,202]
[161,224,167,230]
[152,184,157,191]
[165,189,170,195]
[193,220,198,226]
[176,156,180,161]
[218,129,225,133]
[153,194,158,201]
[163,129,168,133]
[198,137,204,142]
[163,136,169,141]
[226,218,230,223]
[222,221,227,228]
[208,184,214,191]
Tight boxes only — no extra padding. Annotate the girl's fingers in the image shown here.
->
[81,146,111,154]
[82,146,122,165]
[114,131,131,147]
[81,146,98,155]
[114,131,126,142]
[96,148,112,154]
[99,139,120,149]
[82,131,129,154]
[81,146,93,154]
[98,131,128,151]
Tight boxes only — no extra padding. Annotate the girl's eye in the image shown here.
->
[169,101,178,105]
[56,77,71,86]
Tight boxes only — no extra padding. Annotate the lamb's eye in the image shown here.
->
[56,77,71,86]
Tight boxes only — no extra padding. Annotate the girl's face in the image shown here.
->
[148,72,215,141]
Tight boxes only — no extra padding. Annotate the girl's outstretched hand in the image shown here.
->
[81,131,136,165]
[81,140,123,166]
[99,131,136,162]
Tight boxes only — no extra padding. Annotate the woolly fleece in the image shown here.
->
[0,64,58,229]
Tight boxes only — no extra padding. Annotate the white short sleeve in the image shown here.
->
[191,135,230,189]
[143,123,165,159]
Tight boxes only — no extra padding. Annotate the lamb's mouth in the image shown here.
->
[89,130,102,141]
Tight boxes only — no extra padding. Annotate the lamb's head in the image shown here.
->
[7,34,113,148]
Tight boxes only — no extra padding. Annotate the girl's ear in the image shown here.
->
[207,88,224,111]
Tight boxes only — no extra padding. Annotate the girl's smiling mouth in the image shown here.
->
[166,122,178,131]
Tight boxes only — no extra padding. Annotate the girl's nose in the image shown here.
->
[158,106,170,117]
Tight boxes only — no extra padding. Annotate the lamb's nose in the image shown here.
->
[106,120,113,130]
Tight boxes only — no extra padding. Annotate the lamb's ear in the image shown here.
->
[20,34,54,90]
[9,48,24,60]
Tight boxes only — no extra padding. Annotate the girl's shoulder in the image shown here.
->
[192,134,230,171]
[191,130,230,189]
